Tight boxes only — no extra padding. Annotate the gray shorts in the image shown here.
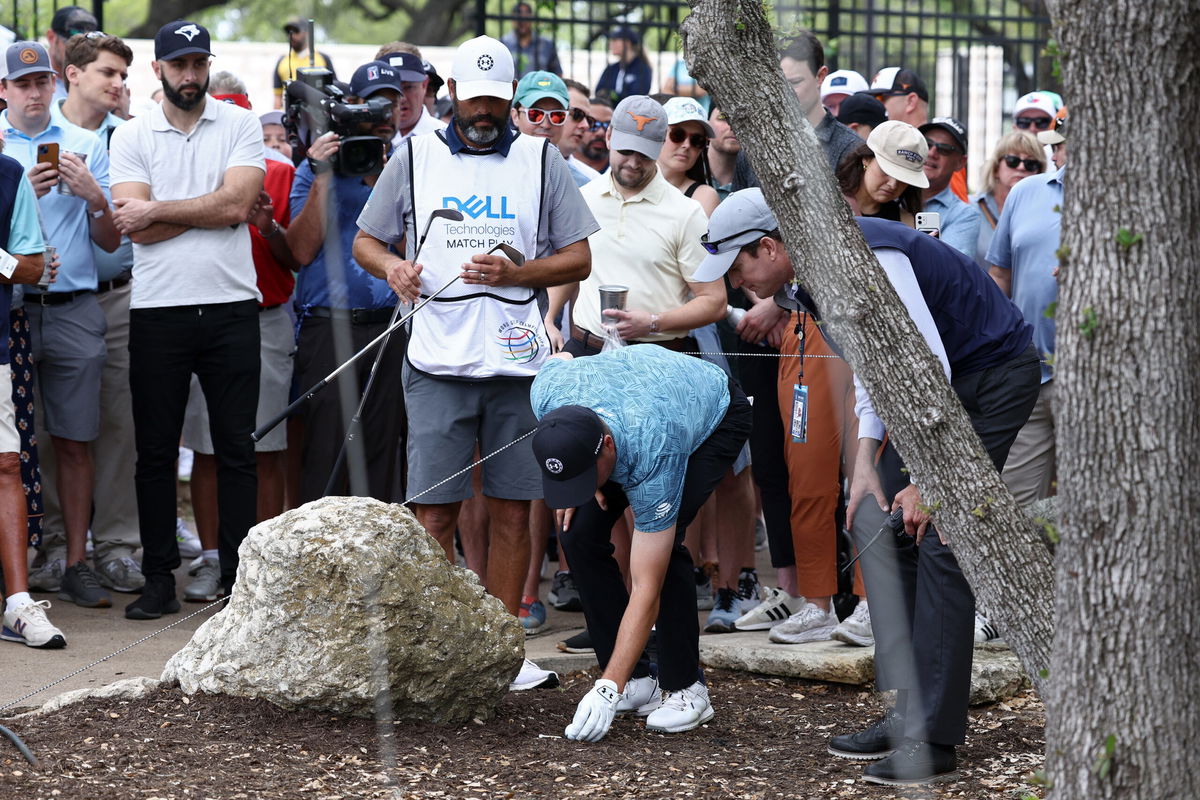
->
[26,293,107,442]
[182,305,294,453]
[403,362,540,504]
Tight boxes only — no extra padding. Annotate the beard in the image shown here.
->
[452,96,510,146]
[161,75,210,112]
[581,136,608,160]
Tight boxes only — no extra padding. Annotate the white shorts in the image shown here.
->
[0,364,19,455]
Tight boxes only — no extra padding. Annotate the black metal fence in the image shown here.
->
[5,0,106,41]
[474,0,1054,121]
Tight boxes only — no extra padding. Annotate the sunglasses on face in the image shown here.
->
[701,228,774,255]
[591,120,611,132]
[568,107,596,127]
[522,107,567,125]
[924,139,961,156]
[872,91,906,102]
[668,128,707,148]
[1014,115,1052,130]
[1002,154,1042,171]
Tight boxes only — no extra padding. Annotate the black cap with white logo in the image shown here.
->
[155,21,213,62]
[532,405,607,509]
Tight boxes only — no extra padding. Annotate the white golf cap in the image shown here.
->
[693,188,779,283]
[450,35,515,101]
[821,69,869,100]
[1013,91,1056,118]
[866,120,930,189]
[663,96,715,138]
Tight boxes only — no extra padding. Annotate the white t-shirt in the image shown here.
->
[391,106,448,148]
[109,98,265,309]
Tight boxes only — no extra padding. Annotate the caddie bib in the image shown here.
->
[405,132,548,379]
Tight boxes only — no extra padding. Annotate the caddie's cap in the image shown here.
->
[450,35,515,101]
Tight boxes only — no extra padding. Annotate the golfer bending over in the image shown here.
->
[530,345,752,742]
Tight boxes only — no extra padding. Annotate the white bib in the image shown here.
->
[406,132,548,379]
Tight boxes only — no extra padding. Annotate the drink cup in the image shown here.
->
[57,152,87,195]
[598,285,629,314]
[39,246,55,289]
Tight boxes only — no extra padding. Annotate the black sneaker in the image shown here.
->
[828,707,904,760]
[547,570,583,612]
[862,739,957,785]
[58,561,112,608]
[125,580,181,620]
[556,629,593,654]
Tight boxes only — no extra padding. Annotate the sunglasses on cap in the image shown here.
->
[668,128,707,148]
[1014,115,1053,130]
[1002,154,1042,171]
[701,228,774,255]
[924,139,962,155]
[591,119,611,132]
[522,107,567,125]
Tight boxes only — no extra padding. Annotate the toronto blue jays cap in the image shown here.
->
[155,21,213,62]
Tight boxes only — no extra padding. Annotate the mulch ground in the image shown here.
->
[0,669,1045,800]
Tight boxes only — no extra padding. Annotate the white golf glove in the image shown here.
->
[564,678,622,742]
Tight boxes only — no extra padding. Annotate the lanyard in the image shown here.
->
[795,311,808,383]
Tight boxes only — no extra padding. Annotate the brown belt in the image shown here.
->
[570,324,696,353]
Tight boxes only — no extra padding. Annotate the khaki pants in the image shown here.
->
[1001,379,1056,504]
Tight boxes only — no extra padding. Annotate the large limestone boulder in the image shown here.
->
[162,497,523,724]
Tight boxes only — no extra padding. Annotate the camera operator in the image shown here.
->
[285,60,408,504]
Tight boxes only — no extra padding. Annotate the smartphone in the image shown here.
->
[36,142,60,172]
[915,211,941,237]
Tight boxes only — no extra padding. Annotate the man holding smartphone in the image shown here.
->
[0,41,120,610]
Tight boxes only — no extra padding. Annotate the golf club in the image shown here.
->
[841,507,907,574]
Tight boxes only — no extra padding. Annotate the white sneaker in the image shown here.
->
[831,600,873,647]
[27,558,66,593]
[508,658,559,692]
[974,613,1003,643]
[184,558,224,602]
[2,600,67,648]
[177,446,193,481]
[768,602,838,644]
[176,518,202,559]
[616,673,660,715]
[734,586,802,631]
[645,680,714,733]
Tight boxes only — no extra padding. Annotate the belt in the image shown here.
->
[96,276,131,295]
[305,306,393,325]
[259,303,283,313]
[570,324,696,353]
[30,289,94,306]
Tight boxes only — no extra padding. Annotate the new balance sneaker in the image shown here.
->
[508,658,559,691]
[547,570,583,612]
[974,613,1002,643]
[768,602,838,644]
[832,599,873,647]
[704,587,740,633]
[735,586,799,631]
[616,673,660,715]
[736,568,761,614]
[1,600,66,648]
[645,680,714,733]
[125,579,181,620]
[862,739,958,785]
[694,566,714,611]
[557,629,593,654]
[184,558,224,603]
[58,561,112,608]
[176,518,202,559]
[27,558,66,593]
[96,556,146,594]
[519,596,547,632]
[828,707,904,760]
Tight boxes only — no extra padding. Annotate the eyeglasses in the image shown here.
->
[871,90,906,102]
[701,228,774,255]
[1002,154,1042,172]
[924,139,962,155]
[568,107,596,127]
[1014,115,1053,130]
[668,128,707,148]
[521,107,567,126]
[591,120,611,132]
[714,112,729,121]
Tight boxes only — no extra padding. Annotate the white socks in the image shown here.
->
[5,591,33,613]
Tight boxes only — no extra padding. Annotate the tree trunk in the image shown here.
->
[1043,1,1200,797]
[680,0,1055,689]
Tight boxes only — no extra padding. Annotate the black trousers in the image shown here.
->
[738,343,794,568]
[129,301,260,593]
[851,343,1040,745]
[294,315,406,503]
[561,382,753,691]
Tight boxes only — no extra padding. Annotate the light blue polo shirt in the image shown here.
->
[986,165,1064,382]
[8,173,45,256]
[0,109,110,293]
[530,345,730,532]
[923,185,982,258]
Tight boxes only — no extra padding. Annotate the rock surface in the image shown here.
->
[968,642,1030,705]
[162,497,523,724]
[25,677,163,717]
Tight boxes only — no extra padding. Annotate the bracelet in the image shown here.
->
[649,313,661,333]
[260,220,282,238]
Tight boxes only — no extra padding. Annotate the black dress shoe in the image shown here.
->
[125,579,181,620]
[828,706,904,760]
[862,739,958,785]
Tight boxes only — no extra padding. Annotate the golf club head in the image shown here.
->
[488,242,526,266]
[432,208,465,222]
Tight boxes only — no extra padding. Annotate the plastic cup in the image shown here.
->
[598,285,629,313]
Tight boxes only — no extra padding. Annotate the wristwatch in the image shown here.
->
[88,206,106,219]
[649,313,661,334]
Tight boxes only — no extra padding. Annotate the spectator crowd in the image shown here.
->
[0,4,1066,787]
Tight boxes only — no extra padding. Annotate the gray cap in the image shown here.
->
[609,95,668,160]
[693,188,779,282]
[4,42,54,81]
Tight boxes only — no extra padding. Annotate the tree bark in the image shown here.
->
[680,0,1055,690]
[1043,1,1200,797]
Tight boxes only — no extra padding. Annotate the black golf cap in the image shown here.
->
[51,6,97,37]
[532,406,606,509]
[155,21,213,62]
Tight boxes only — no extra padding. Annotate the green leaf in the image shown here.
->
[1037,667,1049,679]
[1043,301,1058,319]
[1079,306,1098,338]
[1115,228,1144,251]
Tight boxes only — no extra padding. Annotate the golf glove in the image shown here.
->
[565,678,622,742]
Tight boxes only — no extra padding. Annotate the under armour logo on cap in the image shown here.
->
[477,54,494,71]
[545,458,564,474]
[175,23,202,41]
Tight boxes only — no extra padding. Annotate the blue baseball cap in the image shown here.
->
[351,61,404,98]
[533,405,607,510]
[3,42,54,81]
[155,21,213,62]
